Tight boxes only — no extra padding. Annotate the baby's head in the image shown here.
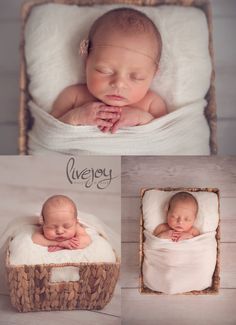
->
[166,192,198,232]
[83,8,162,107]
[41,195,77,241]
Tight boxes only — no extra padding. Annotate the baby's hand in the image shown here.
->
[177,232,194,241]
[158,230,174,239]
[48,246,63,252]
[58,237,80,249]
[72,102,120,127]
[109,107,154,133]
[171,231,182,242]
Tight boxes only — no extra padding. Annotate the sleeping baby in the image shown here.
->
[153,192,200,242]
[51,7,167,133]
[32,195,91,252]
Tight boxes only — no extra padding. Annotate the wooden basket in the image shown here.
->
[19,0,217,155]
[139,187,220,295]
[6,249,120,312]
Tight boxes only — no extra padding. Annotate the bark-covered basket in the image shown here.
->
[19,0,217,155]
[6,248,120,312]
[139,187,220,295]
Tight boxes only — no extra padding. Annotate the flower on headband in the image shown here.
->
[79,39,89,56]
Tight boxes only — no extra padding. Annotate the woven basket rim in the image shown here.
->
[139,186,220,295]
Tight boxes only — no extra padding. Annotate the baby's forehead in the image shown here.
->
[170,199,198,215]
[43,196,76,214]
[94,27,159,51]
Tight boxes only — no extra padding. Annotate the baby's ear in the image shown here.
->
[39,216,44,225]
[153,63,159,76]
[163,202,169,215]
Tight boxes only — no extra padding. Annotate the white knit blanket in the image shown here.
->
[28,99,210,155]
[143,231,217,294]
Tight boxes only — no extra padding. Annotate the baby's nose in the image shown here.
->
[56,227,64,234]
[111,75,127,89]
[177,217,183,224]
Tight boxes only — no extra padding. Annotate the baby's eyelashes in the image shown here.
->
[95,67,113,75]
[129,73,145,81]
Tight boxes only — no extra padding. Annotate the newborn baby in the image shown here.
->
[51,7,167,133]
[32,195,91,252]
[153,192,200,242]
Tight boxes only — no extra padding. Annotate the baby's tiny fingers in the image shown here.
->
[100,105,120,112]
[96,119,113,127]
[97,111,119,119]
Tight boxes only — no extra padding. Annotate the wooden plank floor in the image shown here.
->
[0,0,235,154]
[121,156,236,325]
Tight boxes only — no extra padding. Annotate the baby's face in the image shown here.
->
[167,201,197,233]
[86,31,157,107]
[43,204,77,242]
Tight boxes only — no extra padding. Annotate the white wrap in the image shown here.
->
[28,100,210,155]
[143,231,217,294]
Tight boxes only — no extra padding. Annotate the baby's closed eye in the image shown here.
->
[95,66,113,75]
[129,73,145,81]
[63,223,73,229]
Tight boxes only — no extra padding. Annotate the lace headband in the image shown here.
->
[79,39,158,65]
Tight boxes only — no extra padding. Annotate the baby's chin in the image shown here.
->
[173,226,189,232]
[101,98,128,107]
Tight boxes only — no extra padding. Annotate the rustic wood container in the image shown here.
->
[19,0,217,155]
[6,249,120,312]
[139,187,220,295]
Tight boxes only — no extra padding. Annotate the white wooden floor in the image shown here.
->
[0,156,121,325]
[121,156,236,325]
[0,0,236,154]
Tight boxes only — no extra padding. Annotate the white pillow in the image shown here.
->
[142,189,219,234]
[25,3,211,112]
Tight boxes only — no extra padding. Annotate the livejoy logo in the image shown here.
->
[66,157,117,189]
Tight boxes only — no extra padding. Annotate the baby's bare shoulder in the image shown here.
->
[51,84,94,117]
[190,226,200,236]
[153,223,170,235]
[147,90,167,118]
[76,222,87,235]
[61,84,88,100]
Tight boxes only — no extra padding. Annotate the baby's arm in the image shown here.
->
[109,106,154,133]
[190,227,200,237]
[176,227,200,241]
[153,224,184,241]
[149,91,167,119]
[75,224,92,249]
[32,229,59,247]
[51,85,120,127]
[153,223,171,237]
[108,92,167,133]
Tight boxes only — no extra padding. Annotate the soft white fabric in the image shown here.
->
[25,4,211,112]
[28,99,210,155]
[143,231,217,294]
[9,225,116,266]
[142,189,219,233]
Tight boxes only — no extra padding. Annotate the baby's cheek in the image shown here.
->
[87,76,104,94]
[44,230,55,239]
